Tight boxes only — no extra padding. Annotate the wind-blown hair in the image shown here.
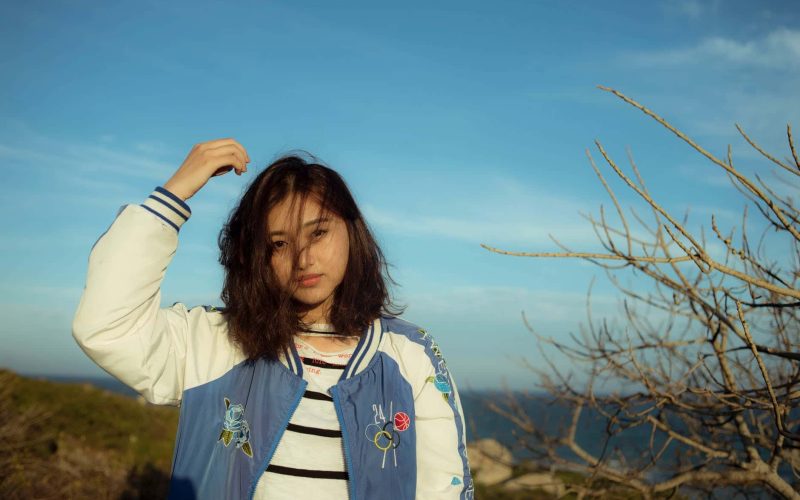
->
[217,152,401,360]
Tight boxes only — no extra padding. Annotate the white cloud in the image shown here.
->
[672,0,703,19]
[702,93,799,141]
[676,164,737,189]
[661,0,721,20]
[0,122,253,217]
[365,205,592,246]
[362,177,610,249]
[0,142,172,180]
[406,285,620,326]
[363,173,744,257]
[134,140,170,155]
[612,29,800,159]
[683,203,740,223]
[628,28,800,71]
[0,119,184,183]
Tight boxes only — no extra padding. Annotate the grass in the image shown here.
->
[0,369,178,499]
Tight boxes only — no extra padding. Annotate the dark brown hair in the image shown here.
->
[217,151,402,360]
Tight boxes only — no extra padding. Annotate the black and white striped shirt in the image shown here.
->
[253,334,356,499]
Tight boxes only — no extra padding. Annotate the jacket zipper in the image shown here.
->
[248,379,308,500]
[330,385,356,500]
[169,402,186,477]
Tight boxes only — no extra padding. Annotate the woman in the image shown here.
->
[72,138,473,499]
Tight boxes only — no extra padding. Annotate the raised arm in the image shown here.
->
[72,190,194,404]
[71,139,250,405]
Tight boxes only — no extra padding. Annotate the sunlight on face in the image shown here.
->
[267,194,350,322]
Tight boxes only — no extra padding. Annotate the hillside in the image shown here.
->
[0,369,178,499]
[0,370,657,499]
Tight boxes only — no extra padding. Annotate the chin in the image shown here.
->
[293,290,334,307]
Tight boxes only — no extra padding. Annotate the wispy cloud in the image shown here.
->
[406,285,620,326]
[0,142,173,180]
[365,204,596,247]
[683,203,740,224]
[0,121,251,212]
[133,140,171,155]
[627,28,800,71]
[661,0,721,20]
[693,92,800,143]
[0,119,182,187]
[614,28,800,155]
[363,176,609,248]
[676,164,737,189]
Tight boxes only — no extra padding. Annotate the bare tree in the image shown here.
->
[483,87,800,498]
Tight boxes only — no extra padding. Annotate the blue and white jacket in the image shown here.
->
[71,187,474,499]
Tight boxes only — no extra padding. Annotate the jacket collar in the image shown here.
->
[279,317,384,380]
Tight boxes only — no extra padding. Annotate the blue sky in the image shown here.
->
[1,0,798,390]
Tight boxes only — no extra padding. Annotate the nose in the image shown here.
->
[297,241,314,270]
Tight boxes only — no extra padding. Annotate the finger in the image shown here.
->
[206,143,249,170]
[208,149,247,173]
[221,154,246,175]
[211,163,245,177]
[212,165,234,177]
[201,139,250,162]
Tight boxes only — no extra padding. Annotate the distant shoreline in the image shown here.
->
[18,372,549,399]
[19,373,140,398]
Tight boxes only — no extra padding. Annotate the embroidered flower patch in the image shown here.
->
[418,329,453,402]
[426,372,452,402]
[218,397,253,458]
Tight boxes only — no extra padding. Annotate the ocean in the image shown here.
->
[40,374,655,462]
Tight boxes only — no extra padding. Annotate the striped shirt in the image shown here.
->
[253,334,357,499]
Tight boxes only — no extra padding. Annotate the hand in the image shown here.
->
[163,138,250,201]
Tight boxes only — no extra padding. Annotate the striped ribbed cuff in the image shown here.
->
[140,186,191,232]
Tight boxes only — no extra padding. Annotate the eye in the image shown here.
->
[271,240,288,250]
[311,228,328,239]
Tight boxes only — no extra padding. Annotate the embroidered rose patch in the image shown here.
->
[218,397,253,458]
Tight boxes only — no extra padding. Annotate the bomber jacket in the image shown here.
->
[71,187,474,499]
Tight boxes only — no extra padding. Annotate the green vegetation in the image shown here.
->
[0,369,178,499]
[0,369,687,498]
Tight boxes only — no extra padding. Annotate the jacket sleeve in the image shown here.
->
[413,332,474,499]
[71,186,195,406]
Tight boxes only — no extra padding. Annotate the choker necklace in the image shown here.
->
[298,322,358,337]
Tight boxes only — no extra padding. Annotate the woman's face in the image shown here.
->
[267,193,350,322]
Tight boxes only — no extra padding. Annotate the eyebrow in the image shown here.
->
[269,217,330,237]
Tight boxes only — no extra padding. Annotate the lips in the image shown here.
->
[297,274,322,287]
